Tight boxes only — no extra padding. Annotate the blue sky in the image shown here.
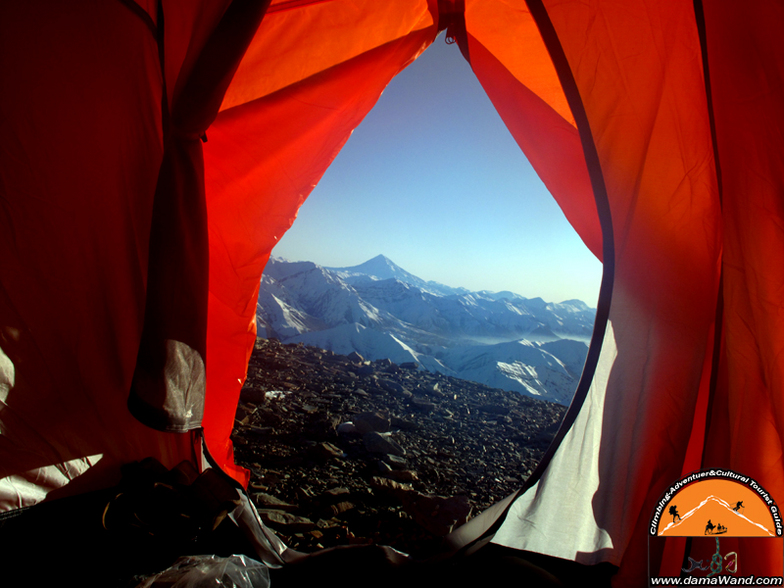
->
[272,33,602,306]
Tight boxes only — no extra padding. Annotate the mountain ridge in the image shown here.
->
[257,255,596,405]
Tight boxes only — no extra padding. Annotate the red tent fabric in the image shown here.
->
[203,0,439,485]
[1,0,782,583]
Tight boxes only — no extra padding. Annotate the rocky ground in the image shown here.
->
[231,338,566,557]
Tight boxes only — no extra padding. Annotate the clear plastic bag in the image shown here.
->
[136,554,270,588]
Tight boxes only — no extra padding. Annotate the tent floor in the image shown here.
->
[273,543,617,588]
[0,480,615,588]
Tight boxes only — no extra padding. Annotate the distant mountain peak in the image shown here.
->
[327,255,464,297]
[556,299,591,310]
[334,255,407,279]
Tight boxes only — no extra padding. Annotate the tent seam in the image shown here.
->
[520,0,616,492]
[115,0,157,37]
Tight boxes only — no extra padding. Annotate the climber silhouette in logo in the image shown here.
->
[669,505,682,523]
[733,500,744,512]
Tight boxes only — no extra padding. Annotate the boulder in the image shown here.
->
[363,431,406,457]
[353,411,390,434]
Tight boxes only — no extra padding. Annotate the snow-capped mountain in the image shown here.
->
[256,255,596,404]
[328,254,469,297]
[436,339,590,405]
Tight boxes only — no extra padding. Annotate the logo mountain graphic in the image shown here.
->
[660,495,774,537]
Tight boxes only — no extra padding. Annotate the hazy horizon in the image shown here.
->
[272,32,602,306]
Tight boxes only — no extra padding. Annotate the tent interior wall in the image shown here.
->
[1,0,783,585]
